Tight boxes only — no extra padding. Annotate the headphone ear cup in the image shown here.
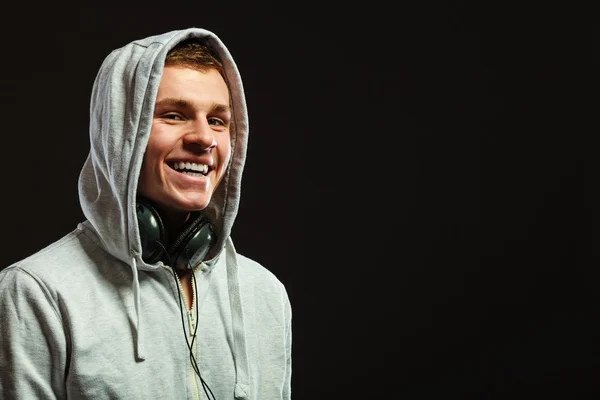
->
[169,213,215,268]
[136,198,166,264]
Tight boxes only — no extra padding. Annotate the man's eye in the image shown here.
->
[208,118,226,126]
[163,114,183,120]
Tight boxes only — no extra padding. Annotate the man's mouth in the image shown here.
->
[169,161,209,177]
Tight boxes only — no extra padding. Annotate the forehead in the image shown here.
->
[156,66,229,101]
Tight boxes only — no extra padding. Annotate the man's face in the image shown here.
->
[137,66,232,214]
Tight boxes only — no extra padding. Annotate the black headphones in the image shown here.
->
[136,197,216,268]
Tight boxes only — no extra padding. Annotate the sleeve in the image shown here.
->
[0,266,67,399]
[282,284,292,400]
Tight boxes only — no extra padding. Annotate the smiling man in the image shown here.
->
[0,29,292,400]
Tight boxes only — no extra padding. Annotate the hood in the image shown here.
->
[78,27,249,271]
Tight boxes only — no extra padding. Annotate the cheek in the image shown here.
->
[138,150,156,186]
[214,139,232,185]
[220,133,232,160]
[144,135,170,165]
[225,141,232,161]
[146,124,174,155]
[139,135,167,184]
[221,143,232,170]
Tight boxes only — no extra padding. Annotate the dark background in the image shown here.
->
[0,2,593,399]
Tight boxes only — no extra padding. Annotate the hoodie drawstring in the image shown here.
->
[226,238,250,399]
[131,256,146,361]
[128,239,247,392]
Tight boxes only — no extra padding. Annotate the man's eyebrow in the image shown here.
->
[155,98,192,109]
[212,103,231,114]
[155,98,231,114]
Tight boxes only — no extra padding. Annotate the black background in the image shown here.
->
[0,2,593,399]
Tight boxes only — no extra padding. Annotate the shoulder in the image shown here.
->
[224,245,291,313]
[234,252,287,294]
[231,251,293,329]
[0,225,113,294]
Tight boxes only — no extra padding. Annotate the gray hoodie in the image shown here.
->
[0,28,292,399]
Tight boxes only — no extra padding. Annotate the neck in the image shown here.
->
[151,206,190,245]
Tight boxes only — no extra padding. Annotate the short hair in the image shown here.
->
[165,38,225,78]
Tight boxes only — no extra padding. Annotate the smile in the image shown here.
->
[169,161,209,176]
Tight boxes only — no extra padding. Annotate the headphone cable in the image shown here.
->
[155,241,216,400]
[190,264,216,400]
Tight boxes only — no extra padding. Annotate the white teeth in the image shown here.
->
[171,162,208,174]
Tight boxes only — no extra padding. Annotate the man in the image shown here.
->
[0,28,292,399]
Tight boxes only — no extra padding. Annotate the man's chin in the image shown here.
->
[176,196,212,212]
[148,194,212,215]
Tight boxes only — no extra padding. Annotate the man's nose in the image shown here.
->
[183,119,217,150]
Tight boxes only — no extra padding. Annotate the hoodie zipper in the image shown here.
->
[168,266,201,400]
